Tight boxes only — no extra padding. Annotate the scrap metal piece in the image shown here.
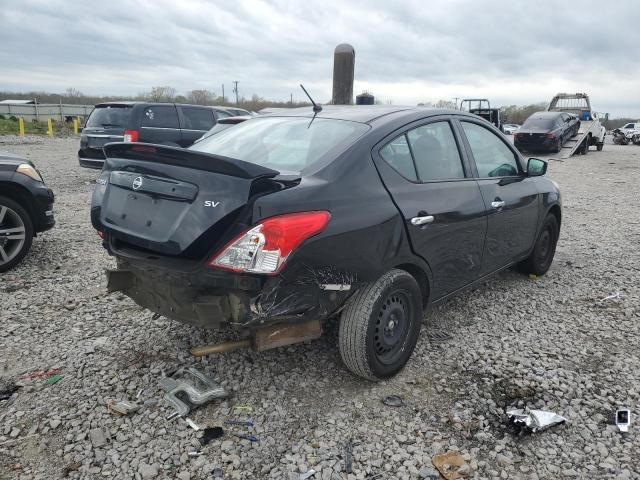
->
[190,339,251,357]
[382,395,404,407]
[299,469,317,479]
[506,407,567,433]
[159,368,227,418]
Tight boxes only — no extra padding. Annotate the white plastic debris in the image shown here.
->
[506,407,567,432]
[616,408,631,432]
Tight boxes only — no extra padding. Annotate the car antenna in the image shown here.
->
[300,84,322,128]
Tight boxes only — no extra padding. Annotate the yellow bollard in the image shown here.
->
[47,118,53,137]
[18,118,25,137]
[73,118,78,135]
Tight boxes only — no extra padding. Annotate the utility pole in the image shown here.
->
[290,93,293,105]
[221,84,225,103]
[453,97,460,109]
[233,81,239,105]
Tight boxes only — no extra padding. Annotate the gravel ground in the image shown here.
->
[1,136,639,479]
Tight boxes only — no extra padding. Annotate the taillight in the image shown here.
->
[123,129,139,142]
[209,211,331,274]
[545,133,556,139]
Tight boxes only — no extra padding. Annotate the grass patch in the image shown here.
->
[0,117,67,136]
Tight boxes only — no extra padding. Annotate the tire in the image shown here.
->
[518,214,559,276]
[596,143,604,151]
[554,137,562,153]
[339,269,422,381]
[0,195,34,273]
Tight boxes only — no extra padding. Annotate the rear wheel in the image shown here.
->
[554,137,562,153]
[0,196,34,273]
[339,269,422,381]
[518,214,559,276]
[596,142,604,151]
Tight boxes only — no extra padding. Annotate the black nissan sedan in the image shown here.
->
[514,111,580,153]
[90,106,561,380]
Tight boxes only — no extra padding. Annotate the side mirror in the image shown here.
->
[527,158,547,177]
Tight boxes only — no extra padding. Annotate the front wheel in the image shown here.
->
[0,196,34,273]
[596,143,604,151]
[339,269,422,381]
[518,214,559,276]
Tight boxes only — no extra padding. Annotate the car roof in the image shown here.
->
[529,111,562,118]
[93,102,234,109]
[259,105,469,124]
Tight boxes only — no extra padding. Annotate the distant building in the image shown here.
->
[0,99,35,104]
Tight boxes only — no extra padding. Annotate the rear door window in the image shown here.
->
[379,135,418,181]
[461,122,521,178]
[141,106,179,128]
[181,107,215,131]
[407,122,465,181]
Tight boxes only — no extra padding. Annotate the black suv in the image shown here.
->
[0,152,55,272]
[78,102,234,169]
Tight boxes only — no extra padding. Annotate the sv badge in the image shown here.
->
[204,201,220,208]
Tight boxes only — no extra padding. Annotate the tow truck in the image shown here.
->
[547,93,607,157]
[459,99,503,132]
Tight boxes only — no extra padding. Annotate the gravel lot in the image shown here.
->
[1,136,639,479]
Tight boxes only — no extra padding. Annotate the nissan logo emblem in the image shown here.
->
[132,176,143,190]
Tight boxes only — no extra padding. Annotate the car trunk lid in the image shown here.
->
[95,143,279,256]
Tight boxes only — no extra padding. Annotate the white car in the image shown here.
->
[503,123,520,135]
[618,122,640,135]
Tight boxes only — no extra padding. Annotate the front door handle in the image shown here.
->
[411,215,434,226]
[491,200,505,209]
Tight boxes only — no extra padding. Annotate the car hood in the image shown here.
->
[0,151,30,167]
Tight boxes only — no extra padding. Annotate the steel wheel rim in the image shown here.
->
[538,226,553,267]
[374,290,411,365]
[0,205,26,266]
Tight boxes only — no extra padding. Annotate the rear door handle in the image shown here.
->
[411,215,434,226]
[491,200,505,209]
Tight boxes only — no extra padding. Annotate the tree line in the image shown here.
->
[0,88,635,127]
[0,87,310,112]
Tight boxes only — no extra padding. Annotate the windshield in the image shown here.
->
[522,115,556,130]
[192,123,234,144]
[86,106,131,128]
[190,117,370,172]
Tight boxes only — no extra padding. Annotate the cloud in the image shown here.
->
[1,0,638,116]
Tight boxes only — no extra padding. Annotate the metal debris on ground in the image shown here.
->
[426,331,452,343]
[344,438,355,474]
[108,400,139,416]
[432,450,467,480]
[185,418,202,431]
[382,395,404,407]
[506,407,567,433]
[159,367,226,419]
[199,426,224,446]
[616,408,631,432]
[299,469,317,479]
[17,369,61,381]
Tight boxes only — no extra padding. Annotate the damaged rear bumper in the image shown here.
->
[107,260,356,329]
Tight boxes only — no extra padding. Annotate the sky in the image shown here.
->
[1,0,639,117]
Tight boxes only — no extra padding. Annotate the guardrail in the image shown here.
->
[0,103,93,122]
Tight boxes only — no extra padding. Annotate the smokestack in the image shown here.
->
[332,43,355,105]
